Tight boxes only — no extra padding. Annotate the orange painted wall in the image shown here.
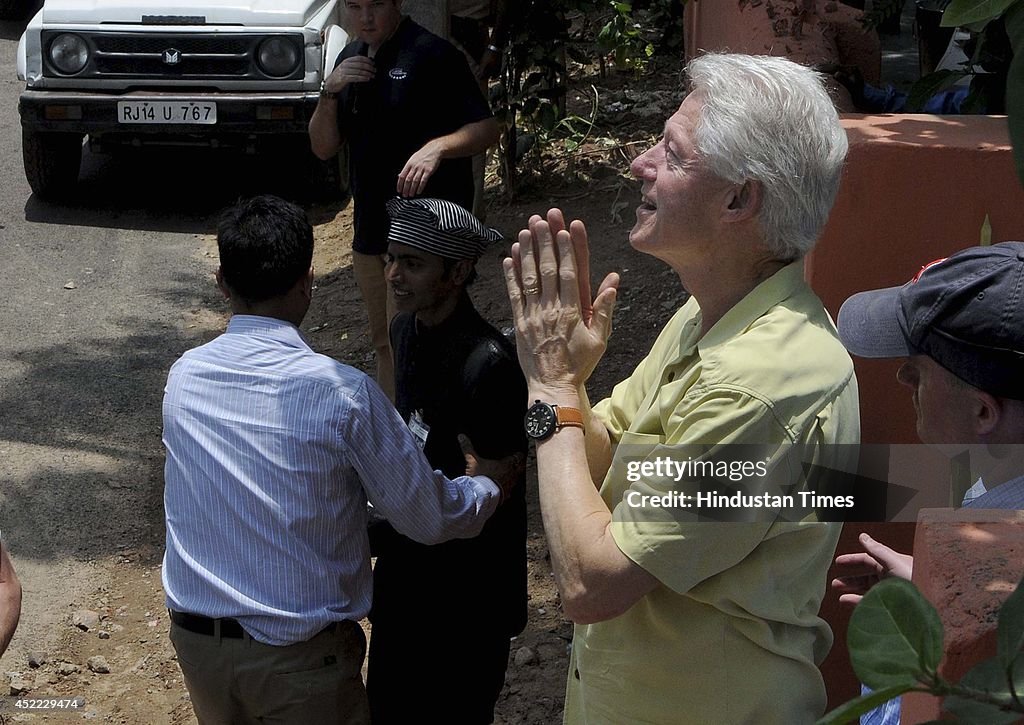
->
[811,118,1023,712]
[808,114,1024,445]
[902,509,1024,721]
[683,0,881,92]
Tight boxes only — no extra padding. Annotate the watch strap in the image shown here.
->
[319,80,338,99]
[553,405,585,431]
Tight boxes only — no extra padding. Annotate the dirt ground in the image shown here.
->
[1,63,687,725]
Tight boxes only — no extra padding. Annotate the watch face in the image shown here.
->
[524,401,557,440]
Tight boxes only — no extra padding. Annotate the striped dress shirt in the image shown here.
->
[161,315,499,646]
[962,475,1024,509]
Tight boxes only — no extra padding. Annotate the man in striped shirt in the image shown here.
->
[161,195,516,725]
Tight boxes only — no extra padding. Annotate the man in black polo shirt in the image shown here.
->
[309,0,499,400]
[367,197,528,724]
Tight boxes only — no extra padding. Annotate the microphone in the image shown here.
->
[352,44,370,116]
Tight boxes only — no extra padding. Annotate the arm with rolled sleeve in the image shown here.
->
[342,376,499,545]
[608,388,787,595]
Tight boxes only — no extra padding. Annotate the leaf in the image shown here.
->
[816,682,918,725]
[538,103,558,132]
[998,574,1024,671]
[942,0,1019,26]
[944,655,1024,724]
[961,79,991,113]
[964,17,995,30]
[1007,3,1024,187]
[905,70,971,112]
[848,578,944,689]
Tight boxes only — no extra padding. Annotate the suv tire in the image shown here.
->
[23,128,84,200]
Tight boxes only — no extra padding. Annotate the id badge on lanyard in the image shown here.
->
[408,409,430,450]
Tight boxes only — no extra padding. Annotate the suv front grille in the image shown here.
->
[92,35,251,55]
[41,31,304,82]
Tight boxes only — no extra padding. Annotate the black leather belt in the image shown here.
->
[169,610,340,639]
[170,610,247,638]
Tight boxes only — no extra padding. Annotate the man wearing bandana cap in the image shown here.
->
[366,197,528,724]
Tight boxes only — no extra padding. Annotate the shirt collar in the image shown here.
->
[373,15,413,61]
[697,260,808,353]
[226,315,311,350]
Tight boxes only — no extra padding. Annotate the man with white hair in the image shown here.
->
[503,53,859,723]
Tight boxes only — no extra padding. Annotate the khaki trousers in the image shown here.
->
[170,619,369,725]
[352,251,396,401]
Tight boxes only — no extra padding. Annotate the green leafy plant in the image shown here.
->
[597,1,655,71]
[902,0,1024,185]
[490,0,683,197]
[906,17,1012,112]
[818,575,1024,724]
[491,1,577,197]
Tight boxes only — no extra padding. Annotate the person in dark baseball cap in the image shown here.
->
[832,241,1024,624]
[369,197,528,724]
[838,240,1024,471]
[838,241,1024,402]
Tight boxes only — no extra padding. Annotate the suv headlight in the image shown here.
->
[256,37,301,78]
[49,33,89,75]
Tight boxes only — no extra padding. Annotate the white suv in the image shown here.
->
[17,0,349,199]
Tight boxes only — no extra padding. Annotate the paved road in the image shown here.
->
[0,13,314,673]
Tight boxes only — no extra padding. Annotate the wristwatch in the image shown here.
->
[319,80,338,99]
[524,400,585,441]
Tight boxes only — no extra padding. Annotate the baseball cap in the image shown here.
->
[386,197,502,260]
[837,241,1024,400]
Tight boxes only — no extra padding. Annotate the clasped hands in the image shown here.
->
[503,208,620,395]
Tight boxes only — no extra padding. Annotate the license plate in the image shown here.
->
[117,101,216,125]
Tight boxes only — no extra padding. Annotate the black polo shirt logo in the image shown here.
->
[389,68,408,80]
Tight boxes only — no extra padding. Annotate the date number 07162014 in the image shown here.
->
[0,697,86,711]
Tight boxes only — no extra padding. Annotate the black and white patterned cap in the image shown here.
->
[386,197,503,260]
